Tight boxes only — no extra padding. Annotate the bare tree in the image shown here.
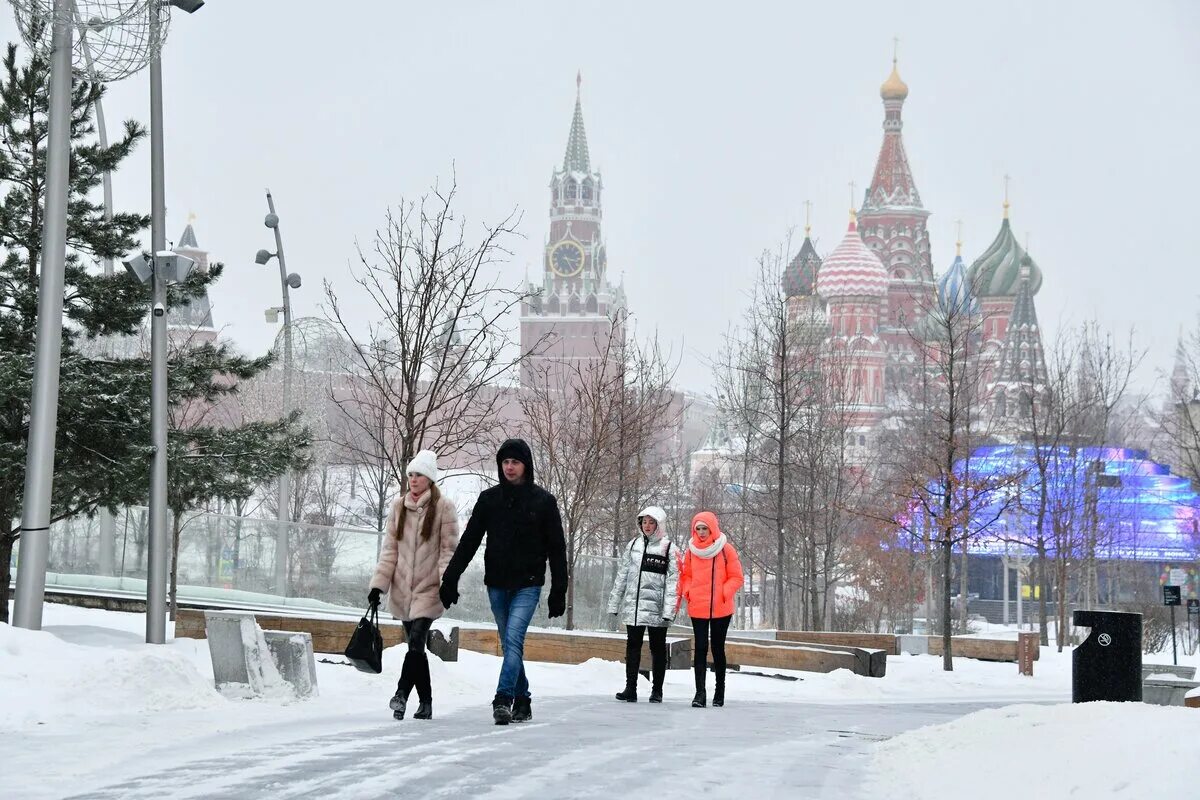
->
[1162,315,1200,486]
[326,174,544,499]
[885,278,1019,670]
[521,316,678,629]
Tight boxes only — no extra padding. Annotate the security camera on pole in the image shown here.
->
[256,190,301,597]
[9,0,164,632]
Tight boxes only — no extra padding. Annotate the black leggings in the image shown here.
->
[403,617,432,654]
[625,625,668,688]
[691,615,732,689]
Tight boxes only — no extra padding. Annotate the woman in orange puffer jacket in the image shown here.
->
[679,511,743,708]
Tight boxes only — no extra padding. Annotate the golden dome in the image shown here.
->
[880,60,909,101]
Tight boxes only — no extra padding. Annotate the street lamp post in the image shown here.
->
[124,251,194,642]
[256,190,301,596]
[143,0,203,643]
[11,1,74,631]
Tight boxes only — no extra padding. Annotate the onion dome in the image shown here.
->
[966,215,1042,298]
[783,235,821,297]
[880,59,909,101]
[937,241,977,316]
[816,213,889,301]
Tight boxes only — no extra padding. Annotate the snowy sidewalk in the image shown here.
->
[56,697,999,800]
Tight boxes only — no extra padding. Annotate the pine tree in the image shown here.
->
[0,42,310,622]
[0,42,156,622]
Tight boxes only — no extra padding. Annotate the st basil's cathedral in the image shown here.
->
[783,55,1047,456]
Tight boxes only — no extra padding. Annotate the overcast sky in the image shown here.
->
[3,1,1197,395]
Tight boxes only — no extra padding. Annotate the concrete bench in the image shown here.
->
[202,610,318,699]
[1142,663,1197,681]
[1143,675,1200,707]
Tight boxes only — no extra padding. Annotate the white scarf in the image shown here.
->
[689,533,727,559]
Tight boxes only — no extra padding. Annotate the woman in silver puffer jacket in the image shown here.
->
[607,506,679,703]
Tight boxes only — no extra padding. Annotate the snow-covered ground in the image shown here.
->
[3,603,1197,798]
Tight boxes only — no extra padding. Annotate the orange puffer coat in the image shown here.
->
[370,490,459,621]
[680,511,744,620]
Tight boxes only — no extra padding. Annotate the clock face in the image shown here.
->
[550,241,585,277]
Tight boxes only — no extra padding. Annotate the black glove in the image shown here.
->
[548,592,566,619]
[439,579,459,609]
[367,587,382,609]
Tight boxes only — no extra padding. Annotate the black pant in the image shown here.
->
[399,617,433,702]
[691,615,731,691]
[625,625,668,691]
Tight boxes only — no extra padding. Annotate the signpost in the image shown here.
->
[1188,598,1199,648]
[1163,585,1181,666]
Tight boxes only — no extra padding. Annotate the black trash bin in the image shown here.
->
[1072,609,1142,703]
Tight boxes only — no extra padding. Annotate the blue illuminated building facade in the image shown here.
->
[914,445,1200,602]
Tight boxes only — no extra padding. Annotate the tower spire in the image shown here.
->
[563,72,590,173]
[955,218,963,256]
[1003,174,1011,219]
[804,200,812,237]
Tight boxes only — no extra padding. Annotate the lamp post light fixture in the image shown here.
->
[257,189,300,596]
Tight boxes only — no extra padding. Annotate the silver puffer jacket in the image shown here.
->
[606,506,680,627]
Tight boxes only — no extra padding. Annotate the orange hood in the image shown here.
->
[690,511,722,547]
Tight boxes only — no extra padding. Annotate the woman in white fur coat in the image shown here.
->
[368,450,459,720]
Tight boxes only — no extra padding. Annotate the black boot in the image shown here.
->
[389,654,416,719]
[615,685,638,702]
[692,663,706,707]
[650,658,665,703]
[691,690,706,708]
[412,654,433,719]
[492,694,513,725]
[511,696,532,722]
[713,673,725,708]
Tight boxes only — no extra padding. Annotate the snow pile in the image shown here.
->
[0,621,224,728]
[867,702,1200,799]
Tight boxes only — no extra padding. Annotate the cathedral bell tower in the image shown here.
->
[520,74,626,387]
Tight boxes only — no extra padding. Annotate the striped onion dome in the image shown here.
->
[937,251,977,316]
[967,217,1042,297]
[815,215,889,301]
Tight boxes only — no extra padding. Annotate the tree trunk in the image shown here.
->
[0,521,14,625]
[958,542,970,633]
[942,533,954,671]
[169,511,182,622]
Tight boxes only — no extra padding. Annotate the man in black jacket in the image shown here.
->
[440,438,568,725]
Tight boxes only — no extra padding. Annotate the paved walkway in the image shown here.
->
[68,698,996,800]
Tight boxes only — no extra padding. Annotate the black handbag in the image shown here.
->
[344,605,384,674]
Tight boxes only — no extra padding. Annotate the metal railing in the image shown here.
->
[16,507,621,628]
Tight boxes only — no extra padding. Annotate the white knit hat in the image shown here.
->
[406,449,439,483]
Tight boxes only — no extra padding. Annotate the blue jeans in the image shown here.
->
[487,586,541,699]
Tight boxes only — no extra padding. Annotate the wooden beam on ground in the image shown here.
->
[776,630,900,655]
[726,635,887,678]
[175,608,459,662]
[457,628,693,669]
[718,638,884,677]
[923,635,1037,662]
